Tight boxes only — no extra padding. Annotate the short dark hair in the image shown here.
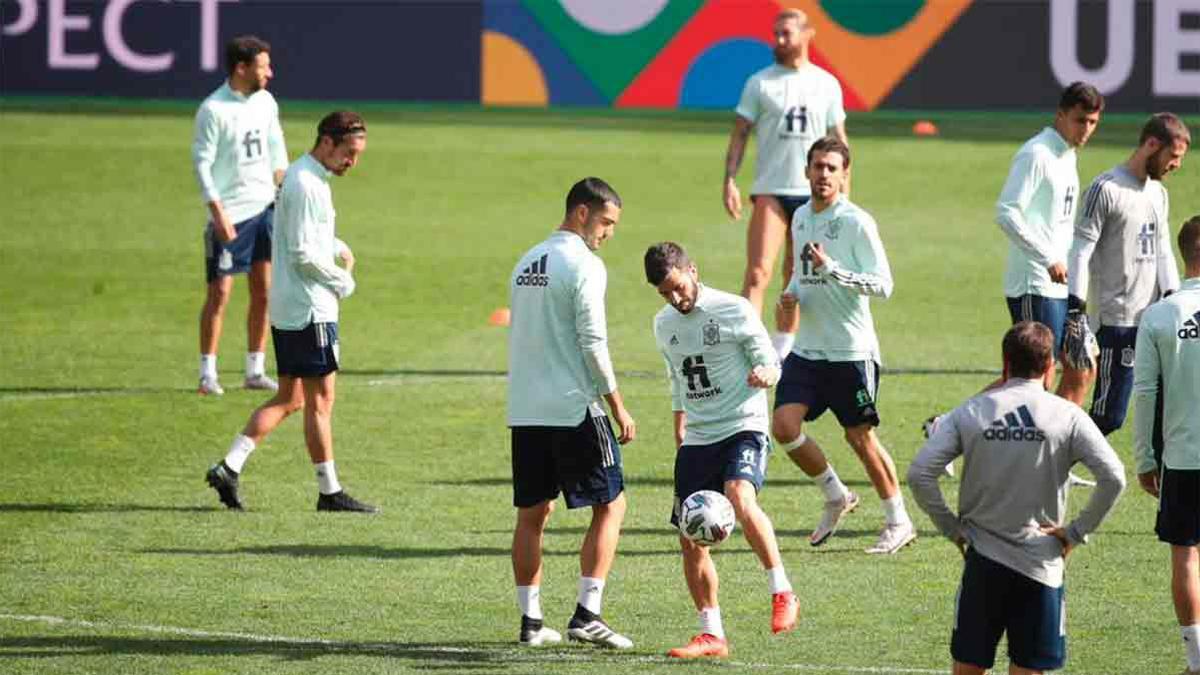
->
[1003,321,1054,379]
[226,35,270,75]
[807,136,851,169]
[1139,112,1191,149]
[565,177,621,216]
[1179,215,1200,268]
[644,242,691,286]
[316,111,367,147]
[1058,81,1104,113]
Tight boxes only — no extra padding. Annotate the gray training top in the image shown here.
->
[908,378,1126,588]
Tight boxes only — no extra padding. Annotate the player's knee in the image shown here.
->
[743,264,771,291]
[518,501,554,528]
[843,426,875,455]
[771,417,801,445]
[594,492,626,522]
[205,284,232,310]
[725,487,758,522]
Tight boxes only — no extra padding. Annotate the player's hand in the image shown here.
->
[954,535,968,559]
[1047,261,1068,284]
[806,242,830,270]
[777,292,799,327]
[339,245,356,273]
[1040,524,1073,559]
[1138,469,1160,498]
[1062,311,1099,371]
[214,222,237,243]
[746,365,780,389]
[612,408,636,445]
[723,178,742,220]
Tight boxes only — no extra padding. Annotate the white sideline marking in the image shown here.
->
[0,612,947,673]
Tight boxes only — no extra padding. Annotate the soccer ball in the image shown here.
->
[678,490,736,547]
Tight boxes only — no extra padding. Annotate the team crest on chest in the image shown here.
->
[702,321,721,347]
[824,218,842,240]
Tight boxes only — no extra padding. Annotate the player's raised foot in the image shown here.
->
[205,462,243,510]
[198,376,225,396]
[771,591,800,634]
[865,521,917,555]
[1068,472,1097,488]
[566,608,633,649]
[518,616,561,647]
[667,633,728,659]
[316,491,379,514]
[810,491,860,546]
[243,373,279,391]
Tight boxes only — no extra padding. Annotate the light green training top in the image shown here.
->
[270,154,354,331]
[996,126,1079,299]
[192,82,288,224]
[786,196,893,363]
[1133,277,1200,474]
[735,63,845,197]
[653,285,777,446]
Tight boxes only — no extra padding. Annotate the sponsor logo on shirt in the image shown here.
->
[516,254,549,287]
[1179,313,1200,340]
[983,404,1046,442]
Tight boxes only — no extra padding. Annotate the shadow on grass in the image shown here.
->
[428,477,878,488]
[0,634,535,667]
[141,543,716,559]
[0,503,212,514]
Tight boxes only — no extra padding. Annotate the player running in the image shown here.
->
[645,242,799,659]
[771,136,915,555]
[1063,113,1190,436]
[723,8,849,361]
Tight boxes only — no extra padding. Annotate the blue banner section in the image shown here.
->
[1,0,481,101]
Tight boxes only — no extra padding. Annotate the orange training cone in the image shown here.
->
[489,307,511,327]
[912,120,939,136]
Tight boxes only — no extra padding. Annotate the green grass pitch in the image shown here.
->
[0,101,1196,673]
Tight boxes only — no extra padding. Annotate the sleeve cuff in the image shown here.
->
[1066,524,1089,546]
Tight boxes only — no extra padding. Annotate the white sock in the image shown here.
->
[200,354,217,380]
[814,465,849,503]
[517,585,542,621]
[577,576,604,616]
[699,606,724,639]
[883,494,910,526]
[771,332,795,361]
[1183,624,1200,670]
[246,352,266,377]
[315,461,341,495]
[222,434,256,474]
[766,566,792,595]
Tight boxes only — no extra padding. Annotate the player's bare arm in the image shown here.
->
[776,292,799,328]
[207,200,237,242]
[672,410,686,450]
[604,390,636,444]
[723,117,753,219]
[832,121,850,195]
